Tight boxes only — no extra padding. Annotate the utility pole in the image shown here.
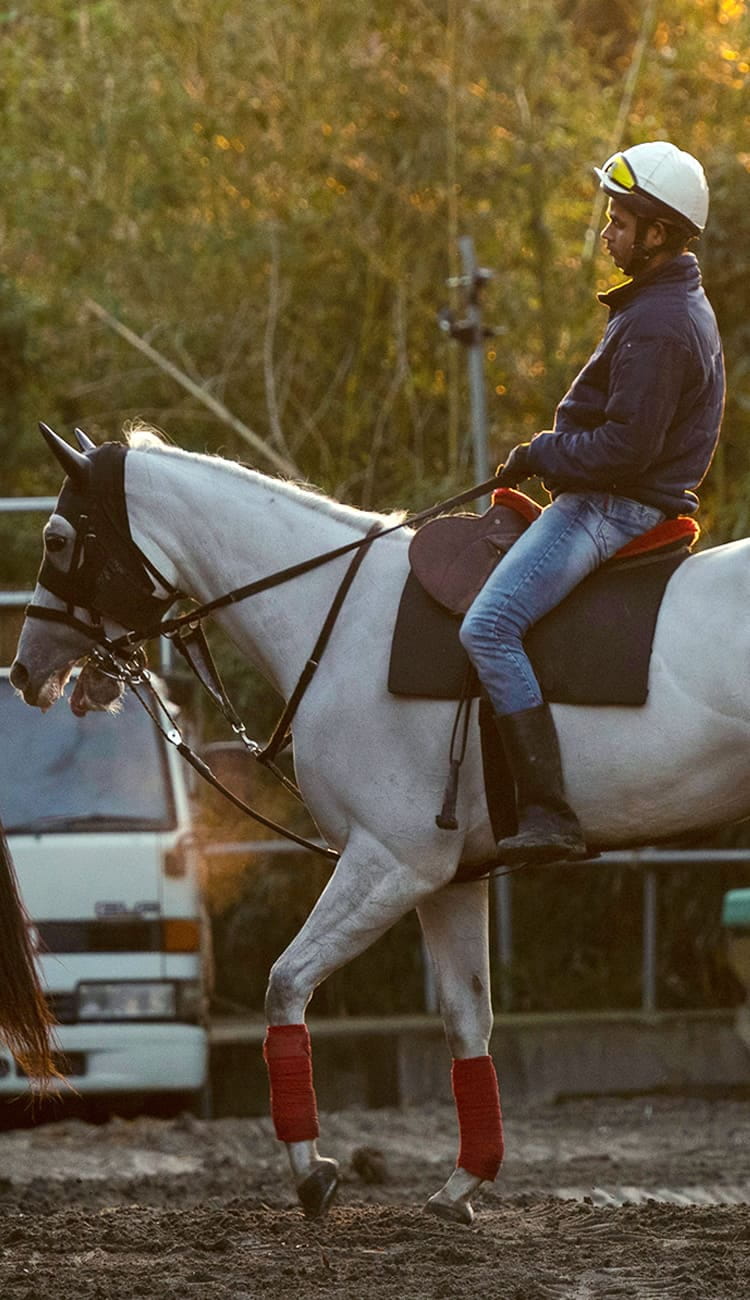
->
[439,235,495,509]
[438,236,514,1010]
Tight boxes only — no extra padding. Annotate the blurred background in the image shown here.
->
[1,0,750,1025]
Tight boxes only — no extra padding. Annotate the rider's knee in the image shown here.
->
[458,610,481,657]
[460,605,516,659]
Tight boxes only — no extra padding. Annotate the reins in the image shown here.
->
[108,472,504,652]
[28,466,503,863]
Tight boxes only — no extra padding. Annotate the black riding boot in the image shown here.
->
[494,704,588,865]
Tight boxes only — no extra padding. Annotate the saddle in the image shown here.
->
[389,488,699,707]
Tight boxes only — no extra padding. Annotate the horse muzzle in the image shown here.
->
[9,658,70,711]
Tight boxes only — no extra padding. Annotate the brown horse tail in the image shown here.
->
[0,820,62,1090]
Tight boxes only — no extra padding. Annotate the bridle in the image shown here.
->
[26,441,181,643]
[27,429,503,861]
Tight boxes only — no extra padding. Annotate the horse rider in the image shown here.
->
[459,141,725,866]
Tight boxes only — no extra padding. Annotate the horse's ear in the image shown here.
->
[74,426,97,452]
[39,422,91,485]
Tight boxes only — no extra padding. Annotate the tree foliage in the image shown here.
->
[2,0,748,517]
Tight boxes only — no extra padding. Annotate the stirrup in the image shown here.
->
[495,825,588,866]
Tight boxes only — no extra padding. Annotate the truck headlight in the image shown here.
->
[77,981,178,1021]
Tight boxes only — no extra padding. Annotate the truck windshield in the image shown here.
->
[0,680,176,832]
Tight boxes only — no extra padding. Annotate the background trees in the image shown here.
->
[2,1,747,514]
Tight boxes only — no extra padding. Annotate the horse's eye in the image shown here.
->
[45,535,67,554]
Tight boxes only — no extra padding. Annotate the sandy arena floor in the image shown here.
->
[0,1094,748,1298]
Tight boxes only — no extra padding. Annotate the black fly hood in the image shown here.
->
[28,430,180,645]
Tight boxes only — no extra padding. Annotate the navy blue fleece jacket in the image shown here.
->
[526,254,725,516]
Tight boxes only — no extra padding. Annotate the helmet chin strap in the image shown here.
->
[625,216,669,277]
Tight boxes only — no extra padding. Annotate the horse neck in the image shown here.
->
[124,448,392,697]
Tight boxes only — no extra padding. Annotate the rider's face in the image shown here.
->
[601,198,639,272]
[601,197,667,274]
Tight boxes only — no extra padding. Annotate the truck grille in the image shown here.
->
[45,991,77,1024]
[37,919,162,953]
[16,1051,87,1078]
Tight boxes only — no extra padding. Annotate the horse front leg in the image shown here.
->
[263,833,445,1218]
[262,1021,339,1218]
[417,877,503,1226]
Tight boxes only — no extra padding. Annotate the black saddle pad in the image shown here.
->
[388,549,688,707]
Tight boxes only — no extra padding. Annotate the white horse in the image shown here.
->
[11,427,750,1223]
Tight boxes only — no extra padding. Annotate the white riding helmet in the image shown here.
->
[595,141,709,235]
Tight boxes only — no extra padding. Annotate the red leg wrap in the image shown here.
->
[452,1055,504,1181]
[263,1024,320,1143]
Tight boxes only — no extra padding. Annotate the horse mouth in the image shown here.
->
[11,660,121,715]
[70,674,90,716]
[70,667,124,716]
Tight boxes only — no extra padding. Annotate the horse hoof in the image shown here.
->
[298,1159,340,1219]
[424,1193,475,1226]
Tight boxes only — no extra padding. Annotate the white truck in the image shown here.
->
[0,667,211,1114]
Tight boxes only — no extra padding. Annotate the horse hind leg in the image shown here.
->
[417,878,503,1226]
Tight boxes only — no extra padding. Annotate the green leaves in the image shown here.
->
[1,0,748,536]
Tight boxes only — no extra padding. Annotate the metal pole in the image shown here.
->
[454,237,514,1007]
[642,867,658,1013]
[457,236,491,507]
[446,238,514,1007]
[0,498,57,513]
[421,937,440,1014]
[494,871,514,1012]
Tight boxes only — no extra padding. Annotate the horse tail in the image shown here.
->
[0,821,62,1089]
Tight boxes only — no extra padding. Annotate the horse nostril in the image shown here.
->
[9,661,29,692]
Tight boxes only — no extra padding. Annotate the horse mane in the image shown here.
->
[124,424,407,534]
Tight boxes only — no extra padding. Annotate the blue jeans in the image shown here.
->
[459,491,666,716]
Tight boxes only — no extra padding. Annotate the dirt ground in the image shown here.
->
[0,1094,748,1299]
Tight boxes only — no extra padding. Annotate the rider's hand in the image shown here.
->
[495,443,533,487]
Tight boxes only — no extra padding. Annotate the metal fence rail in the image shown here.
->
[0,497,57,606]
[202,840,750,1016]
[575,849,750,1016]
[0,498,57,513]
